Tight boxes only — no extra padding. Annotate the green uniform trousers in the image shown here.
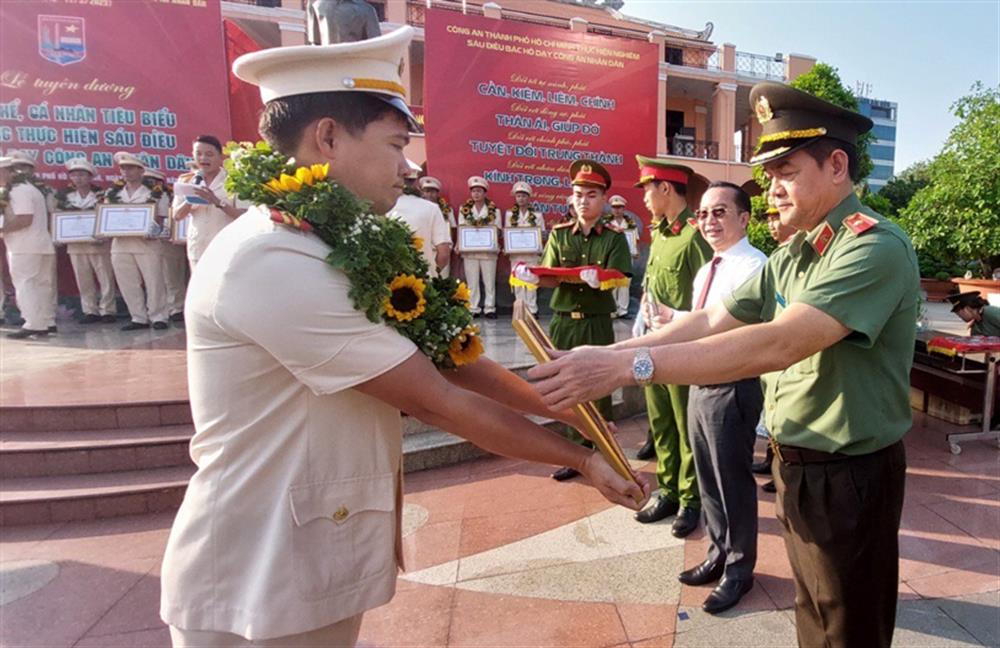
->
[550,313,614,445]
[645,382,700,508]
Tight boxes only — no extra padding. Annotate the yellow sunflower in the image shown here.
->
[452,281,471,305]
[448,326,484,367]
[384,274,426,322]
[412,234,425,251]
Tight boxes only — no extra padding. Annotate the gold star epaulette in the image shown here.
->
[686,218,698,230]
[670,219,683,235]
[843,212,878,236]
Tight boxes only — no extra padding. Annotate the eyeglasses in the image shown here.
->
[695,206,731,221]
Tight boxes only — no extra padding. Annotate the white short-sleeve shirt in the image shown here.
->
[109,184,169,255]
[160,207,418,640]
[172,168,243,262]
[6,183,54,255]
[388,194,451,276]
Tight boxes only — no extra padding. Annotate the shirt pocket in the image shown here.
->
[288,473,396,600]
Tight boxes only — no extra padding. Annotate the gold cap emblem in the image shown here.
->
[579,164,593,175]
[755,96,773,124]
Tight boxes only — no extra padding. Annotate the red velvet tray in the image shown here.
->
[927,335,1000,355]
[528,265,627,282]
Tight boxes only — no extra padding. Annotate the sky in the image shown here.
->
[624,0,1000,174]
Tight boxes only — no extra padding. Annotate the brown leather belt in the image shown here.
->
[770,438,849,465]
[555,311,609,320]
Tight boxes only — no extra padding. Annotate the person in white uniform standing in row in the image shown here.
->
[2,151,56,339]
[59,158,117,324]
[388,177,451,278]
[172,135,246,274]
[504,181,545,315]
[457,175,501,319]
[106,152,171,331]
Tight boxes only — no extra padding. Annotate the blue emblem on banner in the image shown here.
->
[38,15,86,66]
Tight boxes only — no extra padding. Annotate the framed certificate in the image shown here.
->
[458,226,498,253]
[50,211,98,244]
[624,229,638,256]
[171,217,189,244]
[511,302,644,503]
[95,204,155,238]
[504,227,542,254]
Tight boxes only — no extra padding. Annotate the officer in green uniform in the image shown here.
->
[947,291,1000,336]
[512,159,632,481]
[528,82,920,644]
[633,156,712,535]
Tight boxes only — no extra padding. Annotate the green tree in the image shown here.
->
[897,83,1000,277]
[747,194,778,257]
[877,161,931,217]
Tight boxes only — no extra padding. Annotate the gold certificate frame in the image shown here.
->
[95,204,155,238]
[50,211,98,244]
[458,225,498,253]
[511,300,643,501]
[504,227,543,255]
[171,216,189,244]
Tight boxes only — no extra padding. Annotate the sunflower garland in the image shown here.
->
[223,141,482,370]
[508,204,539,227]
[459,198,498,226]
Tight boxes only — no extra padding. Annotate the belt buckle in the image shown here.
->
[570,311,584,320]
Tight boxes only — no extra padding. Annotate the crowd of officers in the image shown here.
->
[0,135,245,339]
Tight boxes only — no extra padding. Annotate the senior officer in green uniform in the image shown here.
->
[529,82,919,647]
[634,156,712,534]
[512,159,632,481]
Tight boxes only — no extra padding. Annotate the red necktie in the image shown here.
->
[694,257,722,310]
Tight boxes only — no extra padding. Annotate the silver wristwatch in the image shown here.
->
[632,347,655,386]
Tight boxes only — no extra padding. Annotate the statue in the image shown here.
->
[306,0,381,45]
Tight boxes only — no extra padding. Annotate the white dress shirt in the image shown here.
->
[675,236,767,317]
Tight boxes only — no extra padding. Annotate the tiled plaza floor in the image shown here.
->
[2,414,998,647]
[1,302,997,646]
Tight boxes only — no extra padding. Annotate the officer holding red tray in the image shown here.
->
[511,159,632,480]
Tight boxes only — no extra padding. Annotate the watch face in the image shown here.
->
[635,357,654,381]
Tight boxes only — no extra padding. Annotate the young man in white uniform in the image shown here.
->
[172,135,246,273]
[504,181,545,314]
[457,176,501,318]
[388,185,451,277]
[3,151,56,339]
[107,152,171,331]
[61,158,117,324]
[159,27,647,648]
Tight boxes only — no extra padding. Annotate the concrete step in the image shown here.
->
[0,465,195,525]
[0,425,195,479]
[0,401,192,433]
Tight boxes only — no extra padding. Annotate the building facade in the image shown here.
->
[222,0,818,198]
[857,96,898,193]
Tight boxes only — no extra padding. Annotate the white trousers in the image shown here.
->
[7,253,56,330]
[463,254,497,314]
[614,282,631,315]
[69,252,117,316]
[112,252,167,324]
[509,253,540,314]
[161,243,188,315]
[169,614,363,648]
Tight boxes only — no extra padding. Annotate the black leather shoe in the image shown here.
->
[761,479,776,493]
[152,321,169,330]
[551,466,580,481]
[671,506,700,538]
[101,314,117,324]
[7,328,48,339]
[80,313,101,324]
[634,495,679,523]
[484,312,497,320]
[121,321,150,331]
[636,432,656,460]
[678,558,725,586]
[619,312,634,320]
[47,326,57,333]
[169,312,184,323]
[750,460,771,474]
[703,577,754,614]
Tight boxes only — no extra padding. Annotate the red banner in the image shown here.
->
[225,19,264,144]
[424,10,658,232]
[0,0,232,184]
